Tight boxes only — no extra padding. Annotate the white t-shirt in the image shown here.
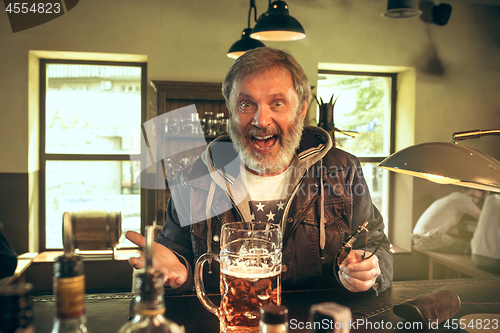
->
[412,192,479,237]
[245,168,292,224]
[471,194,500,259]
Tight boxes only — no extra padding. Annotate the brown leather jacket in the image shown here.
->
[159,126,393,295]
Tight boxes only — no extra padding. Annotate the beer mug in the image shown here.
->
[195,222,283,333]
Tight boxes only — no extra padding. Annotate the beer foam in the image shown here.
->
[222,264,281,279]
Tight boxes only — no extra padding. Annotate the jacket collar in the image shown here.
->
[200,125,333,183]
[192,127,332,220]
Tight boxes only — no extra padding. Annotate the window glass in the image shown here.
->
[317,72,394,234]
[316,74,391,157]
[43,62,143,250]
[360,162,390,221]
[45,160,140,249]
[45,64,141,155]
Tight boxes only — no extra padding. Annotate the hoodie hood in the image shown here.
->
[199,126,333,255]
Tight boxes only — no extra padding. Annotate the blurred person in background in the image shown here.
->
[412,188,482,253]
[471,193,500,274]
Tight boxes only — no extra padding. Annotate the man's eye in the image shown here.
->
[239,102,255,112]
[273,100,284,107]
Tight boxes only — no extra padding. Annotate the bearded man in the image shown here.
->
[126,47,393,295]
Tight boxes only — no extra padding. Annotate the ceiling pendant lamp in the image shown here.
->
[227,0,266,59]
[227,28,265,59]
[250,0,306,41]
[381,0,422,18]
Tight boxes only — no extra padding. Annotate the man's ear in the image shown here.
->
[300,99,309,119]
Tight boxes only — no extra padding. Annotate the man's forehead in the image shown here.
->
[231,68,294,95]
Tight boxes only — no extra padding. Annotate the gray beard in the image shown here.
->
[228,114,304,175]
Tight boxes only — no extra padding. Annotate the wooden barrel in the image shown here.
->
[63,211,122,251]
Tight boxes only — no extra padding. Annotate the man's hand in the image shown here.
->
[126,230,188,289]
[338,249,380,292]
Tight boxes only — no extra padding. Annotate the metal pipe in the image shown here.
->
[452,129,500,143]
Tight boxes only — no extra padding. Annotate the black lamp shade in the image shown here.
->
[227,28,266,59]
[250,0,306,41]
[432,3,452,26]
[381,0,422,18]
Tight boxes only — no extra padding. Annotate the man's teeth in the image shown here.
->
[254,135,274,140]
[252,135,277,149]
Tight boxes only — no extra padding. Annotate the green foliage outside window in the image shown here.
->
[317,75,390,157]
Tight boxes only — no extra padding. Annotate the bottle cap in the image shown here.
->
[135,271,163,301]
[260,304,288,324]
[309,302,352,332]
[54,254,84,278]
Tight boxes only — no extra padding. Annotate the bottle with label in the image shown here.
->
[117,226,185,333]
[259,304,289,333]
[51,212,88,333]
[50,253,88,333]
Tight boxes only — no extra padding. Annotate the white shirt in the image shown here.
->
[413,192,479,237]
[245,168,292,224]
[471,194,500,259]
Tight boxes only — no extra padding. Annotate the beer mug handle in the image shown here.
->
[194,252,221,318]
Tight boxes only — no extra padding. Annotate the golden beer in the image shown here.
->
[195,222,282,333]
[220,268,281,333]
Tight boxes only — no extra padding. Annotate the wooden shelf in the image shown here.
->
[164,134,221,140]
[150,81,228,226]
[151,80,225,101]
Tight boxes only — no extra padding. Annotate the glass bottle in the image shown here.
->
[259,304,288,333]
[50,253,88,333]
[0,283,35,333]
[308,302,351,333]
[117,226,185,333]
[202,111,213,136]
[214,113,228,135]
[52,212,88,333]
[190,112,200,135]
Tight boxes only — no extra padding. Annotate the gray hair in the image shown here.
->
[222,47,310,112]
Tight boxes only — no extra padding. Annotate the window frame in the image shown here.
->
[317,69,397,232]
[39,58,148,252]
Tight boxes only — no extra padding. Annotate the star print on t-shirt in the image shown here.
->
[249,199,287,224]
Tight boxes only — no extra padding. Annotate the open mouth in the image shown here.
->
[251,134,278,150]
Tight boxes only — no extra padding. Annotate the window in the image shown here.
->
[40,60,146,250]
[317,71,396,232]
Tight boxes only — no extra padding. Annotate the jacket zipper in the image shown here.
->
[281,165,311,236]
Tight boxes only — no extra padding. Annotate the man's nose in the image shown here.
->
[251,106,272,128]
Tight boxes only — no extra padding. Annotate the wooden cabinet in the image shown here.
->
[151,81,229,226]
